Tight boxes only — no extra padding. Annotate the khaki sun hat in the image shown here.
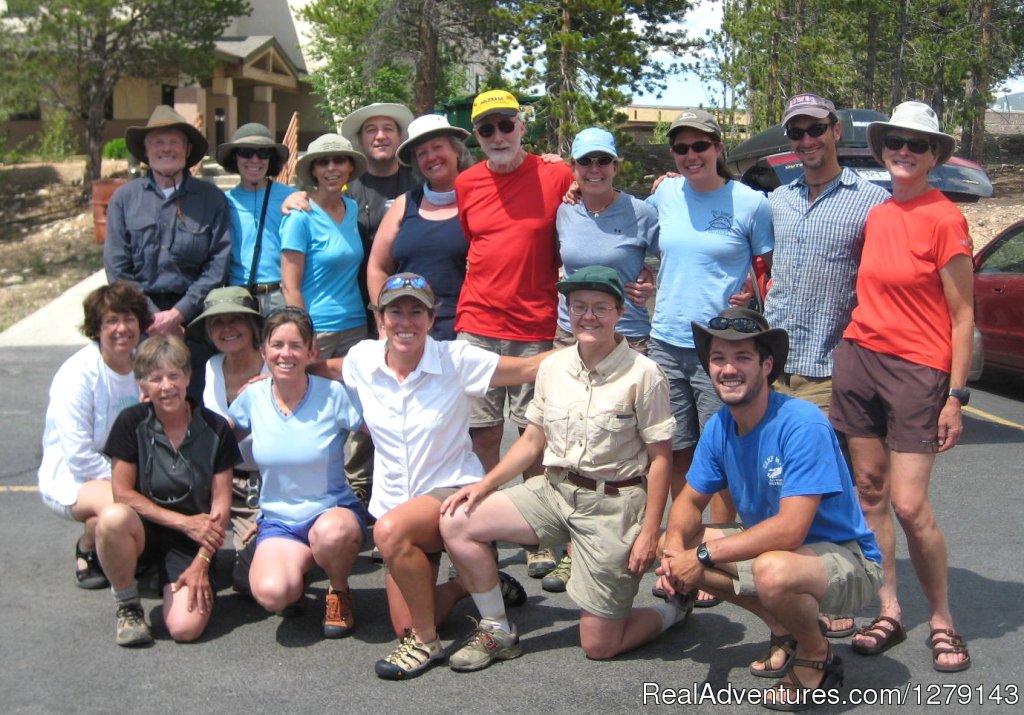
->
[867,101,956,166]
[215,123,289,175]
[340,103,414,147]
[186,286,263,343]
[293,133,367,189]
[396,114,470,166]
[125,105,208,168]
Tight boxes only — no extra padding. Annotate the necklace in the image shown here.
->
[585,191,618,216]
[423,183,456,206]
[806,171,840,189]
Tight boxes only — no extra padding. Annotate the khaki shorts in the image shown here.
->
[458,332,551,428]
[315,324,367,360]
[775,374,833,413]
[503,471,647,620]
[719,525,882,615]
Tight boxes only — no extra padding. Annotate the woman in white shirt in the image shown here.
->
[38,281,150,588]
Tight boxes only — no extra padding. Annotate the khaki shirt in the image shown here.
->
[526,338,674,481]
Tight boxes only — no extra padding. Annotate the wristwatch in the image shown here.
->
[947,388,971,406]
[696,542,715,568]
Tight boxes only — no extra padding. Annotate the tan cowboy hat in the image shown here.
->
[294,134,367,188]
[215,123,289,175]
[692,307,790,384]
[125,105,208,168]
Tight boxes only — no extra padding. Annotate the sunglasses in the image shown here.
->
[708,316,762,333]
[235,147,275,160]
[670,140,715,155]
[575,155,615,167]
[882,135,934,154]
[476,119,517,138]
[313,156,351,167]
[383,274,430,291]
[784,122,833,141]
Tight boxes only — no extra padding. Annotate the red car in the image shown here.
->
[973,220,1024,379]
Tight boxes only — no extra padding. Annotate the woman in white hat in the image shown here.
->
[216,124,296,315]
[365,115,473,340]
[829,101,972,672]
[281,134,369,358]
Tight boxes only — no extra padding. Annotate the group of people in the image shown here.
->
[37,86,973,706]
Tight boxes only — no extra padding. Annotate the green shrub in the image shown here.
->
[103,137,130,160]
[38,107,76,161]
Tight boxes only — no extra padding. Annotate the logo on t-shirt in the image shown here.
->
[706,211,733,233]
[762,455,783,486]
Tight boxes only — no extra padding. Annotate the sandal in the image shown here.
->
[850,615,906,656]
[694,590,722,608]
[930,628,971,673]
[762,645,844,711]
[750,632,798,678]
[818,613,856,639]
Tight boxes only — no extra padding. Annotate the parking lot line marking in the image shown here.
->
[0,485,39,492]
[964,406,1024,431]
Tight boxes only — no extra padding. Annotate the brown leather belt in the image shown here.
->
[566,471,643,495]
[249,282,281,295]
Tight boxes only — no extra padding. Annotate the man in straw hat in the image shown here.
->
[104,104,231,397]
[216,123,296,315]
[656,307,882,711]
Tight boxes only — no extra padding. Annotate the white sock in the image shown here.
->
[652,601,689,632]
[469,585,511,633]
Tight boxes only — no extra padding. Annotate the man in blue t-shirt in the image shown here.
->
[656,307,881,710]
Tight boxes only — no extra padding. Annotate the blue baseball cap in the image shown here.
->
[571,127,618,160]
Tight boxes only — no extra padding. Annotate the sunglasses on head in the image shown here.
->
[476,119,517,138]
[265,305,316,335]
[384,275,429,292]
[883,135,934,154]
[575,155,615,167]
[670,140,715,155]
[708,316,762,333]
[235,147,275,160]
[784,122,834,141]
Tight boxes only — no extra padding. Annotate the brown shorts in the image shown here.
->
[829,339,948,453]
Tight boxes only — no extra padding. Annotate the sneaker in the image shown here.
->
[498,571,527,607]
[75,541,108,590]
[375,629,445,680]
[322,588,355,638]
[115,602,153,647]
[654,588,696,628]
[449,619,523,672]
[525,547,557,578]
[541,554,571,593]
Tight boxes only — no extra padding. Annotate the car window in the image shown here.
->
[979,226,1024,274]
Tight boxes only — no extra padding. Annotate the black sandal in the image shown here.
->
[75,540,108,590]
[750,632,798,678]
[762,645,844,711]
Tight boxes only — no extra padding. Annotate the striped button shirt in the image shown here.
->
[764,168,889,377]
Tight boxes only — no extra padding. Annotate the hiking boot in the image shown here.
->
[498,570,527,607]
[525,547,556,578]
[541,554,572,593]
[375,629,445,680]
[75,541,108,590]
[322,588,354,638]
[449,619,523,672]
[115,602,153,647]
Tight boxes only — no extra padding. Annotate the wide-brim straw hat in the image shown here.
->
[397,114,470,166]
[340,103,414,147]
[186,286,262,343]
[692,307,789,385]
[125,105,208,168]
[294,134,367,189]
[215,123,289,174]
[867,101,956,166]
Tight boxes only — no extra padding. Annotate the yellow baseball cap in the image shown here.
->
[471,90,520,124]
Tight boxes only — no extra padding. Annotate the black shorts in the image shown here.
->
[140,519,213,588]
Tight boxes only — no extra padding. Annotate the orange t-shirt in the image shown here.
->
[454,154,573,341]
[844,189,971,372]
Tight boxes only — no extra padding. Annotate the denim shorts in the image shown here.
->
[647,338,723,451]
[256,503,370,547]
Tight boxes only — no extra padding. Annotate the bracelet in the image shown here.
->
[197,552,211,564]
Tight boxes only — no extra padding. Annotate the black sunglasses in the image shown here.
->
[883,135,934,154]
[235,147,275,160]
[784,122,833,141]
[476,119,517,138]
[708,316,762,333]
[670,140,715,155]
[575,155,615,167]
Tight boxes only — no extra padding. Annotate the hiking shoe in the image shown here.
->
[115,602,153,647]
[525,547,557,578]
[498,570,527,607]
[322,588,354,638]
[541,554,572,593]
[450,620,523,672]
[375,630,445,680]
[75,541,108,590]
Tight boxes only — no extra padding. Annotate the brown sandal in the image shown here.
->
[930,628,971,673]
[850,616,906,656]
[750,632,798,678]
[762,644,844,711]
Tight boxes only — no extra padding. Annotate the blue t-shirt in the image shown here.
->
[687,391,880,564]
[556,192,659,338]
[279,197,365,332]
[646,178,773,348]
[229,376,363,524]
[226,181,297,285]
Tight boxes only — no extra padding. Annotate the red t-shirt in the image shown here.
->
[844,189,972,372]
[455,154,574,341]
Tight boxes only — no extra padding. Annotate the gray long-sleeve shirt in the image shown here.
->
[103,172,231,321]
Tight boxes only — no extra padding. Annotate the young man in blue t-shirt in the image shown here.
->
[656,307,882,711]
